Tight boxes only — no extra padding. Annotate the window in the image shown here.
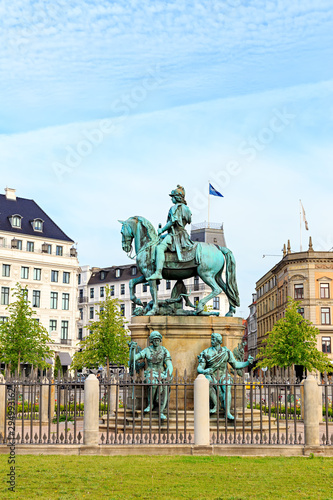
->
[33,219,43,231]
[10,215,22,228]
[79,308,83,320]
[32,290,40,308]
[78,328,83,340]
[78,274,81,285]
[321,307,331,325]
[33,268,41,281]
[194,276,199,291]
[298,307,304,318]
[131,302,136,314]
[2,264,10,277]
[90,288,94,298]
[62,293,69,310]
[1,287,9,305]
[120,304,125,316]
[213,297,220,310]
[21,266,29,279]
[49,320,57,333]
[56,245,63,256]
[131,267,137,276]
[79,289,83,299]
[320,283,330,299]
[121,284,125,295]
[51,270,59,282]
[61,321,69,340]
[12,239,23,250]
[50,292,58,309]
[294,284,304,299]
[194,297,200,306]
[100,271,106,280]
[63,272,70,284]
[42,243,52,254]
[100,287,105,298]
[166,280,171,290]
[143,284,148,293]
[0,316,8,323]
[100,306,104,313]
[322,337,331,353]
[110,285,115,296]
[115,269,121,278]
[90,307,94,319]
[27,241,34,252]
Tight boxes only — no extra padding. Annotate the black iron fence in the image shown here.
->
[0,369,332,447]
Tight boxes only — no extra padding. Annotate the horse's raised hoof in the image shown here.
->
[160,413,167,421]
[227,413,234,420]
[210,407,217,414]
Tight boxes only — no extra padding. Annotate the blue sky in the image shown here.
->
[1,1,333,314]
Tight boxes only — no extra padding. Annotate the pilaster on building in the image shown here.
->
[255,237,333,364]
[0,188,80,369]
[77,222,230,338]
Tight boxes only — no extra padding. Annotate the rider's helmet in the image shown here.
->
[169,185,187,204]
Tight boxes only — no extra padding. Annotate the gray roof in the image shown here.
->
[0,194,74,242]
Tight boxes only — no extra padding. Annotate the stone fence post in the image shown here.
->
[194,374,210,446]
[41,377,49,424]
[0,375,5,438]
[84,374,99,446]
[304,374,320,446]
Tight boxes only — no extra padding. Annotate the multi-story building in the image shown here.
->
[0,188,80,369]
[256,237,333,364]
[247,293,257,360]
[78,222,231,338]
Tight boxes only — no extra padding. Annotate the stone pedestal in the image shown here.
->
[129,315,245,411]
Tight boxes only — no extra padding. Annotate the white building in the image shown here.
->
[78,223,231,338]
[0,188,80,370]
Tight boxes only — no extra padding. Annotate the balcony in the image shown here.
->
[60,339,71,345]
[186,283,206,293]
[78,296,88,303]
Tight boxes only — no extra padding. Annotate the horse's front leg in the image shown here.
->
[129,275,146,306]
[146,280,159,315]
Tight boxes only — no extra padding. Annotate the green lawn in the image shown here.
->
[1,455,333,500]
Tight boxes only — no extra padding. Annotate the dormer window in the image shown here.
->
[131,266,137,276]
[115,268,121,278]
[32,218,44,232]
[9,215,22,228]
[100,271,106,280]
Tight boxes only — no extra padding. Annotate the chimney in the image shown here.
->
[5,188,16,201]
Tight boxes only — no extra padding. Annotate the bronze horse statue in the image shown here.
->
[119,216,240,316]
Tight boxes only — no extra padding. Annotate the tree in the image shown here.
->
[0,283,54,374]
[54,354,63,378]
[257,298,332,373]
[71,286,129,378]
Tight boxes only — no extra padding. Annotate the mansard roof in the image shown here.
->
[88,265,142,285]
[0,194,74,242]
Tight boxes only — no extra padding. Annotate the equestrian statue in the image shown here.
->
[119,185,240,317]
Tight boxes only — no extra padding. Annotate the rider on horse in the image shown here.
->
[149,185,195,281]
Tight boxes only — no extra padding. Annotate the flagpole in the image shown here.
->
[208,181,210,228]
[299,199,302,252]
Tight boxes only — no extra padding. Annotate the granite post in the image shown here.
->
[84,374,99,446]
[304,374,320,446]
[194,374,210,445]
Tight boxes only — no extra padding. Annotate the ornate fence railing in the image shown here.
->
[0,369,332,447]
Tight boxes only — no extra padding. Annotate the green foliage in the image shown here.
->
[71,286,129,377]
[0,283,54,373]
[54,354,62,378]
[258,298,332,372]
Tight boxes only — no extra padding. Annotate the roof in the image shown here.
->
[0,194,74,242]
[88,265,142,285]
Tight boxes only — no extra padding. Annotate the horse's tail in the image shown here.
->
[216,246,240,309]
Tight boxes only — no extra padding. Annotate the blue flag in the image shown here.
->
[209,183,223,197]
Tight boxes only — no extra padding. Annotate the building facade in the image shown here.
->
[256,238,333,364]
[0,188,80,368]
[247,293,257,361]
[78,222,231,338]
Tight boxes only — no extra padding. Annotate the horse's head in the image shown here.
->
[119,219,134,254]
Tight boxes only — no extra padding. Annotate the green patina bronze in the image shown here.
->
[197,333,254,419]
[119,185,240,316]
[128,331,173,420]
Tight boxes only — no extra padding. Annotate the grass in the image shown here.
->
[1,455,333,500]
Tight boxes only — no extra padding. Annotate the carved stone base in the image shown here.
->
[129,315,245,410]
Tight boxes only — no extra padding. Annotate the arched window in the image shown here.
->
[10,215,22,228]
